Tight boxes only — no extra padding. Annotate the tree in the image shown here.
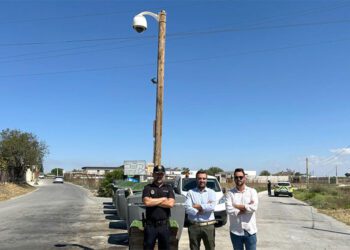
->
[206,166,224,176]
[181,167,190,175]
[345,173,350,178]
[51,168,64,176]
[39,164,44,173]
[0,129,48,182]
[0,157,7,170]
[0,156,8,182]
[259,170,271,176]
[274,168,295,176]
[98,169,124,197]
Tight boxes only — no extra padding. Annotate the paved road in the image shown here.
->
[180,191,350,250]
[257,191,350,250]
[0,179,126,250]
[2,182,350,250]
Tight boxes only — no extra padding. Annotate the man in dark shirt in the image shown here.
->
[142,165,175,250]
[267,180,272,196]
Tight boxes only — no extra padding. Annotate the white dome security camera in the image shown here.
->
[133,14,147,33]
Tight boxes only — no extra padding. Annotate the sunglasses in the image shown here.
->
[234,176,244,180]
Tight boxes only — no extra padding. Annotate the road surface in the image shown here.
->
[257,191,350,250]
[1,182,349,249]
[0,179,125,250]
[179,191,350,249]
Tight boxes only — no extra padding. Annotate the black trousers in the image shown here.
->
[143,223,171,250]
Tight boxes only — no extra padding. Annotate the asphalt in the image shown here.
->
[1,181,350,249]
[180,190,350,250]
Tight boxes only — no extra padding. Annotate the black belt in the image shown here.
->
[146,219,169,226]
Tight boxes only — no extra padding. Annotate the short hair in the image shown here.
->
[196,169,207,179]
[234,168,245,176]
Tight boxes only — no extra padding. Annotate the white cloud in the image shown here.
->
[330,147,350,155]
[299,148,350,176]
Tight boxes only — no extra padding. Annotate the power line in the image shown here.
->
[0,34,157,47]
[168,19,350,39]
[238,2,350,28]
[1,18,350,47]
[0,2,206,24]
[0,36,348,78]
[0,41,153,65]
[1,3,348,60]
[0,62,156,78]
[166,37,350,64]
[319,146,350,166]
[0,10,135,24]
[0,42,117,60]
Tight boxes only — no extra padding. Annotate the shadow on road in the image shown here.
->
[104,210,117,214]
[108,233,129,246]
[109,221,127,230]
[303,226,350,236]
[105,215,121,220]
[102,201,129,248]
[54,243,93,250]
[104,205,115,209]
[272,201,309,206]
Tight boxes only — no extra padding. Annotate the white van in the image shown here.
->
[173,174,227,227]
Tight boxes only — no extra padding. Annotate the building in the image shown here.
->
[82,166,121,176]
[215,170,257,183]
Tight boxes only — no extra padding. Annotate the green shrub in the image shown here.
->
[295,185,350,210]
[97,169,124,197]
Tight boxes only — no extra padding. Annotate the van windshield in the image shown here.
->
[182,178,221,192]
[278,183,291,186]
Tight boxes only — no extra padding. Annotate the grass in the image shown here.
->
[0,183,35,201]
[294,184,350,225]
[114,180,148,191]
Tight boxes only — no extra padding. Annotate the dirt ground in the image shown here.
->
[0,183,35,201]
[319,209,350,226]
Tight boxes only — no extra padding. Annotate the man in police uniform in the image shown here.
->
[142,165,175,250]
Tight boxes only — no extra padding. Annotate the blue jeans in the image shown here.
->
[230,231,257,250]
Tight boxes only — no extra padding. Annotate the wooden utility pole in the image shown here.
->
[336,165,338,185]
[306,157,309,188]
[153,10,166,167]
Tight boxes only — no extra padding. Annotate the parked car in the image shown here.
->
[173,173,227,227]
[53,176,64,184]
[274,181,293,197]
[38,173,45,179]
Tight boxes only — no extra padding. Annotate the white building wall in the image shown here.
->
[26,168,33,182]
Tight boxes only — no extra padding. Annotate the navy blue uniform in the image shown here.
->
[142,183,175,250]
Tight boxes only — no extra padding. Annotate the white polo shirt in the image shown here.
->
[225,186,258,236]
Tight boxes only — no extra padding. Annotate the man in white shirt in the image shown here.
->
[185,170,216,250]
[225,168,258,250]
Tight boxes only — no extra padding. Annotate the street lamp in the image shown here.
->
[132,10,166,167]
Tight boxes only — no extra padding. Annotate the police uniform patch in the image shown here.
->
[151,189,155,195]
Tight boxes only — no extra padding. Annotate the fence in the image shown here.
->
[64,173,102,192]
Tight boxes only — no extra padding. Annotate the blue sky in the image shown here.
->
[0,0,349,176]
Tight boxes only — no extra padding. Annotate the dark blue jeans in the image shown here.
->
[230,231,257,250]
